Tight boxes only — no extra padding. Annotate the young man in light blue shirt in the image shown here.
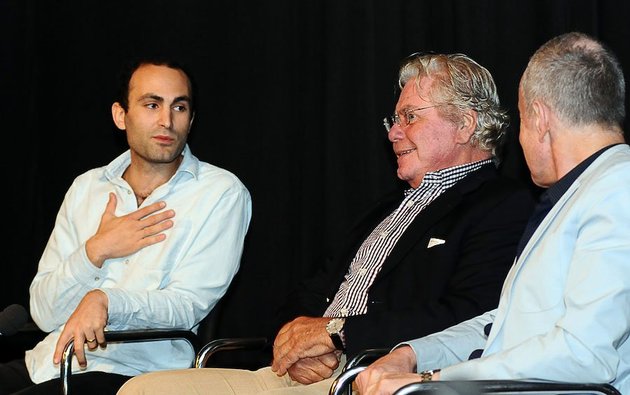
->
[0,59,252,395]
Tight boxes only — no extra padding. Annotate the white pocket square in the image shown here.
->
[427,238,446,248]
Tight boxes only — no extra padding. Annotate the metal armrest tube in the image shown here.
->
[394,380,622,395]
[328,366,367,395]
[194,337,267,368]
[60,329,200,395]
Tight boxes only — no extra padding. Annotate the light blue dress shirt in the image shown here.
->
[25,144,252,383]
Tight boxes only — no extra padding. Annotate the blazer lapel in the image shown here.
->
[375,165,497,279]
[509,180,581,279]
[487,178,582,344]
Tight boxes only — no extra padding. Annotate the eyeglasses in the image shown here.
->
[383,104,443,133]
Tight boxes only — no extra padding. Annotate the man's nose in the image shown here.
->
[388,123,404,142]
[159,108,172,128]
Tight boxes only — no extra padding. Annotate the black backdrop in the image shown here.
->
[2,0,630,348]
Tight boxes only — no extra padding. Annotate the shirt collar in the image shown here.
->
[544,143,620,204]
[104,144,199,182]
[404,159,494,197]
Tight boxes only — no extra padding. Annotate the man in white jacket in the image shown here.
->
[357,31,630,395]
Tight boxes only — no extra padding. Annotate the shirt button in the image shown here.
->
[358,268,368,276]
[340,308,349,316]
[94,277,100,281]
[379,231,388,238]
[127,190,132,195]
[125,260,129,265]
[406,200,415,208]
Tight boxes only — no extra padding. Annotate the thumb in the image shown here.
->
[104,192,117,216]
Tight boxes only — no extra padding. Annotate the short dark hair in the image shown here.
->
[115,57,196,113]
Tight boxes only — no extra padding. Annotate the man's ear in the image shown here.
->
[531,100,550,142]
[456,109,477,144]
[111,102,126,131]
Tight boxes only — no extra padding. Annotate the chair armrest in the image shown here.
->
[327,348,388,395]
[328,366,367,395]
[394,380,622,395]
[60,329,201,395]
[343,348,389,371]
[103,329,202,349]
[195,337,268,368]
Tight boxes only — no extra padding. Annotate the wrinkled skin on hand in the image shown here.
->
[287,352,341,384]
[271,316,337,377]
[356,346,427,395]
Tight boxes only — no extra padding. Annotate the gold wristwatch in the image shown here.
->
[325,318,346,350]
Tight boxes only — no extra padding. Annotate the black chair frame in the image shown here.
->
[395,380,621,395]
[328,349,621,395]
[328,348,388,395]
[60,332,267,395]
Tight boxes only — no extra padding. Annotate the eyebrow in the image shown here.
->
[173,95,192,105]
[137,94,192,105]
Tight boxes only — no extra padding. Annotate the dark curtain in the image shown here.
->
[2,0,629,347]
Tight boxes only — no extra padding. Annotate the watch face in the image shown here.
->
[327,318,344,334]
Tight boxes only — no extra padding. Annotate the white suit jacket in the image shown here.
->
[408,144,630,393]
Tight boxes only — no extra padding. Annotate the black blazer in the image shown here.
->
[275,164,535,357]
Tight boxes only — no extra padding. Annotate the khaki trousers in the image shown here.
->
[117,356,346,395]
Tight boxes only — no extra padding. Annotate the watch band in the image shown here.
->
[330,332,345,350]
[419,369,441,382]
[326,318,346,351]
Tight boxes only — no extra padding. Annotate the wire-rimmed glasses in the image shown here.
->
[383,104,443,133]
